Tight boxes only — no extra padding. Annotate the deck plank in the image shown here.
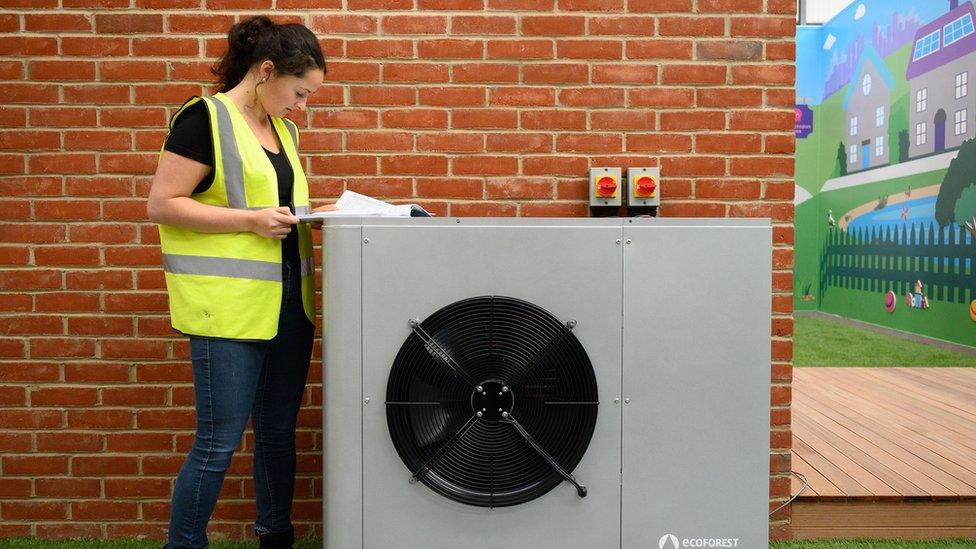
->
[793,368,976,499]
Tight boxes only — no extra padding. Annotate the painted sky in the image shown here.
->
[797,0,950,104]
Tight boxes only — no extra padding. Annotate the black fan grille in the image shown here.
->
[386,296,598,507]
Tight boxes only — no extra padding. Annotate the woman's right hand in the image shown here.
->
[250,207,300,239]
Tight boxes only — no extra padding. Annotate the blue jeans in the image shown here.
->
[168,260,313,548]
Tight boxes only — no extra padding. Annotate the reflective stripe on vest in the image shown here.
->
[163,253,280,282]
[207,97,247,210]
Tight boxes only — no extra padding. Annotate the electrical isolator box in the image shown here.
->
[589,167,622,208]
[628,167,660,207]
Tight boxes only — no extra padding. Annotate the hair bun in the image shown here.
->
[231,16,274,53]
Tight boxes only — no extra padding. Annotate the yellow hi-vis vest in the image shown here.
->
[158,93,315,340]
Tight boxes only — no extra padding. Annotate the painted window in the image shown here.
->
[916,122,927,145]
[913,30,941,61]
[916,88,927,112]
[876,136,884,157]
[944,13,975,47]
[862,73,872,96]
[956,71,968,99]
[876,106,885,127]
[850,144,857,163]
[955,109,968,136]
[850,116,858,136]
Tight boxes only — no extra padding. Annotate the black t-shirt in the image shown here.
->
[164,101,300,266]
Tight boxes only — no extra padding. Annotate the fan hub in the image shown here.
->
[471,380,513,422]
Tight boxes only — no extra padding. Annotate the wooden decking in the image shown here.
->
[791,367,976,539]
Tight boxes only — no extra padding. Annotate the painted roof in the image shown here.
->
[843,45,896,111]
[906,1,976,80]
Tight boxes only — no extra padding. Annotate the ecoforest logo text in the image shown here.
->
[659,533,740,548]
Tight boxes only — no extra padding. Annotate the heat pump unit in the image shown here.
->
[322,218,771,549]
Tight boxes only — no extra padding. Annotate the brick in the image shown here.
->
[731,17,795,37]
[592,64,657,84]
[383,63,448,83]
[29,60,96,81]
[449,201,513,216]
[487,0,552,9]
[557,40,623,60]
[522,15,585,36]
[419,87,486,106]
[67,409,134,429]
[0,83,59,104]
[697,40,763,61]
[732,64,795,85]
[628,0,689,10]
[34,246,101,266]
[63,131,132,151]
[697,133,762,153]
[521,110,586,130]
[697,179,761,199]
[0,409,62,429]
[0,479,31,497]
[663,64,726,84]
[347,39,413,59]
[487,40,553,60]
[522,202,589,216]
[627,39,692,59]
[698,87,763,107]
[67,316,134,336]
[95,13,162,33]
[106,432,173,452]
[486,132,552,152]
[101,108,167,127]
[766,42,795,61]
[2,502,68,520]
[416,178,484,198]
[417,133,483,152]
[101,60,167,81]
[381,109,448,129]
[346,131,414,152]
[486,178,553,199]
[381,155,449,175]
[0,37,56,56]
[524,64,588,84]
[591,110,654,130]
[590,16,655,36]
[102,386,168,406]
[698,0,762,12]
[0,269,62,289]
[418,39,483,59]
[35,431,102,451]
[312,109,378,129]
[626,134,693,153]
[523,156,588,176]
[25,14,91,32]
[309,155,377,175]
[105,478,171,498]
[35,478,101,498]
[660,201,727,217]
[137,409,194,429]
[659,16,725,36]
[63,84,130,105]
[559,88,625,107]
[730,157,794,177]
[452,63,519,83]
[451,15,515,35]
[490,87,554,106]
[661,156,726,176]
[418,0,482,9]
[378,15,443,34]
[556,133,623,153]
[72,501,137,520]
[629,88,694,108]
[452,156,518,176]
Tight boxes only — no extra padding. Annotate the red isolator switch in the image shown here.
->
[597,176,618,198]
[635,175,656,197]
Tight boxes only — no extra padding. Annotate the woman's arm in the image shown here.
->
[147,151,299,240]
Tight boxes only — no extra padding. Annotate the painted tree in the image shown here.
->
[836,141,847,176]
[935,137,976,227]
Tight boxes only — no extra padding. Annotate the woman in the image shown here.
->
[147,16,329,549]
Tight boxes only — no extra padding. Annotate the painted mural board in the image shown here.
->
[796,0,976,347]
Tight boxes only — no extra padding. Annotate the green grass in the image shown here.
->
[773,541,976,549]
[794,316,976,367]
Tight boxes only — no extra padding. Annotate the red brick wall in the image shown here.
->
[0,0,795,541]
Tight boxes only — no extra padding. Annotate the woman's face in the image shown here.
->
[260,65,325,118]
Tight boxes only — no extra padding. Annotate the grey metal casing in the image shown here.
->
[323,217,770,549]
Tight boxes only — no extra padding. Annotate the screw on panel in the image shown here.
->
[625,239,632,245]
[363,237,369,244]
[614,398,620,404]
[364,397,370,404]
[624,398,631,404]
[615,239,621,245]
[408,318,419,328]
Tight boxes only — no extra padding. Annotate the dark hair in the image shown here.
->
[212,16,326,93]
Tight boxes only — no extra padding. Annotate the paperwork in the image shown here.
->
[297,190,431,222]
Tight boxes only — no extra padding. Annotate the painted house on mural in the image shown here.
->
[844,45,894,172]
[907,0,976,158]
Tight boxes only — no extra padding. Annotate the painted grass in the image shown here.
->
[794,316,976,367]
